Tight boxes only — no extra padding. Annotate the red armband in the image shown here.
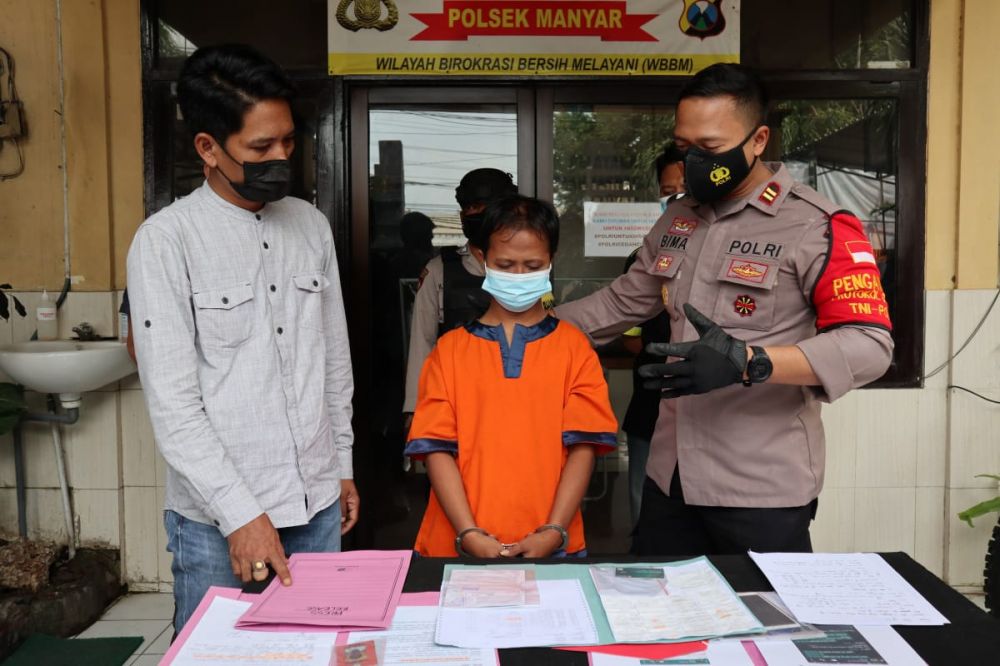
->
[811,212,892,332]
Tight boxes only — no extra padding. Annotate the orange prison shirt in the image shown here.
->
[404,317,618,557]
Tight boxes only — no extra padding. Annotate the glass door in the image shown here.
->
[348,87,532,548]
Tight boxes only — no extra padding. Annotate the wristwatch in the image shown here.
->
[743,346,773,386]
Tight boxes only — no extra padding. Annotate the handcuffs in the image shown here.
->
[455,524,568,557]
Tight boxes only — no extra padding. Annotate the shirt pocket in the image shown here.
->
[293,272,329,332]
[192,282,255,349]
[712,257,779,332]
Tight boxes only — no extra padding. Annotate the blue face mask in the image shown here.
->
[482,265,552,313]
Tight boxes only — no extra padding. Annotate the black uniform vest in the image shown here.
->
[439,247,490,336]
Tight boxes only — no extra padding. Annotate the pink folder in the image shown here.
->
[161,587,441,665]
[236,550,412,630]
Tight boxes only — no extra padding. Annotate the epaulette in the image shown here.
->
[789,183,846,218]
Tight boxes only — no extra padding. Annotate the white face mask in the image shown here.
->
[481,266,552,313]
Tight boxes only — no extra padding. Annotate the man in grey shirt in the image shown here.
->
[127,45,358,631]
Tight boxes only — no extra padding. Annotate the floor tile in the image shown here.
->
[102,592,174,620]
[144,626,173,655]
[76,619,170,655]
[128,655,165,666]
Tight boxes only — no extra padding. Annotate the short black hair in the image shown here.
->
[654,142,685,180]
[455,168,518,209]
[473,195,560,257]
[678,63,769,130]
[177,44,296,144]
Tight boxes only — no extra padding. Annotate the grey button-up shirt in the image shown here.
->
[557,164,893,508]
[127,182,354,535]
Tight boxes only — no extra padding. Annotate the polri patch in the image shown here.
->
[725,259,769,284]
[734,295,757,317]
[759,181,781,206]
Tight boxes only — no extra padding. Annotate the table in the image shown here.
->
[245,552,999,666]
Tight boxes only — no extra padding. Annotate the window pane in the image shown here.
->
[551,104,675,300]
[774,98,899,317]
[742,0,913,70]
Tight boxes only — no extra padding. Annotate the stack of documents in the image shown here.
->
[590,559,764,643]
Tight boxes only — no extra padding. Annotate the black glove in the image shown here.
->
[638,303,748,399]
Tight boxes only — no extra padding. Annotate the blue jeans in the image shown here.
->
[626,434,651,527]
[165,500,341,632]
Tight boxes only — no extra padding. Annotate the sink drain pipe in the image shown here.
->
[14,396,80,558]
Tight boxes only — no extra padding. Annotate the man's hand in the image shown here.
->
[340,479,360,535]
[638,303,748,399]
[226,513,292,586]
[504,529,563,559]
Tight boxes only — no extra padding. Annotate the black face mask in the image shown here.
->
[684,128,759,203]
[461,212,484,241]
[218,145,292,203]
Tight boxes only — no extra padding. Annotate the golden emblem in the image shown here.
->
[336,0,399,32]
[709,165,731,185]
[731,263,764,279]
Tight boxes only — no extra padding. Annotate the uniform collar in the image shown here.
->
[465,316,559,379]
[199,180,268,223]
[684,162,793,222]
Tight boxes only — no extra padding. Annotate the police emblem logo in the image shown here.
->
[726,259,769,283]
[679,0,727,40]
[709,164,731,186]
[758,181,781,206]
[734,295,756,317]
[669,217,699,236]
[654,255,675,273]
[336,0,398,32]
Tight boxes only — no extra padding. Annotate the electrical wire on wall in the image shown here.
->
[923,288,1000,404]
[0,46,25,180]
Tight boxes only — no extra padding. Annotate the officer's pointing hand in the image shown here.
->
[638,303,748,399]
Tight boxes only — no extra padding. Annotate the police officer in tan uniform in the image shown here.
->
[403,169,518,419]
[556,64,894,555]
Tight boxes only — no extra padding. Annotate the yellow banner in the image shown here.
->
[329,1,741,76]
[329,52,737,76]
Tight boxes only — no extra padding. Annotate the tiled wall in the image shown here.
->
[1,288,998,592]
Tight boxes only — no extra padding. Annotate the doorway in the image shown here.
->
[346,84,681,553]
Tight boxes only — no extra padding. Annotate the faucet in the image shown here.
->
[72,322,100,341]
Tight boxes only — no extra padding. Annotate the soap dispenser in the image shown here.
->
[36,290,58,340]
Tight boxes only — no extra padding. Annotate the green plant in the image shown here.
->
[0,382,26,435]
[958,475,1000,527]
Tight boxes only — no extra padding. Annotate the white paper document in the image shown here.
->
[748,552,948,626]
[590,559,764,642]
[754,626,926,665]
[435,578,599,648]
[170,597,339,666]
[348,605,496,666]
[442,568,540,608]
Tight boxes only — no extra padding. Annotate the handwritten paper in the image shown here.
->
[748,552,948,626]
[169,596,339,666]
[237,550,412,629]
[348,605,497,666]
[435,579,600,648]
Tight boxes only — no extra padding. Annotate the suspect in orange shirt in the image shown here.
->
[404,194,618,559]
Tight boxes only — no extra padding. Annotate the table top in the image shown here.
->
[406,553,999,666]
[245,552,999,666]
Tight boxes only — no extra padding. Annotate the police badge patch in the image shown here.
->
[679,0,726,40]
[336,0,399,32]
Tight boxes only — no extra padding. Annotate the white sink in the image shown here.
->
[0,340,136,407]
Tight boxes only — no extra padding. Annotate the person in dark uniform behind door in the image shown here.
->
[403,168,518,425]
